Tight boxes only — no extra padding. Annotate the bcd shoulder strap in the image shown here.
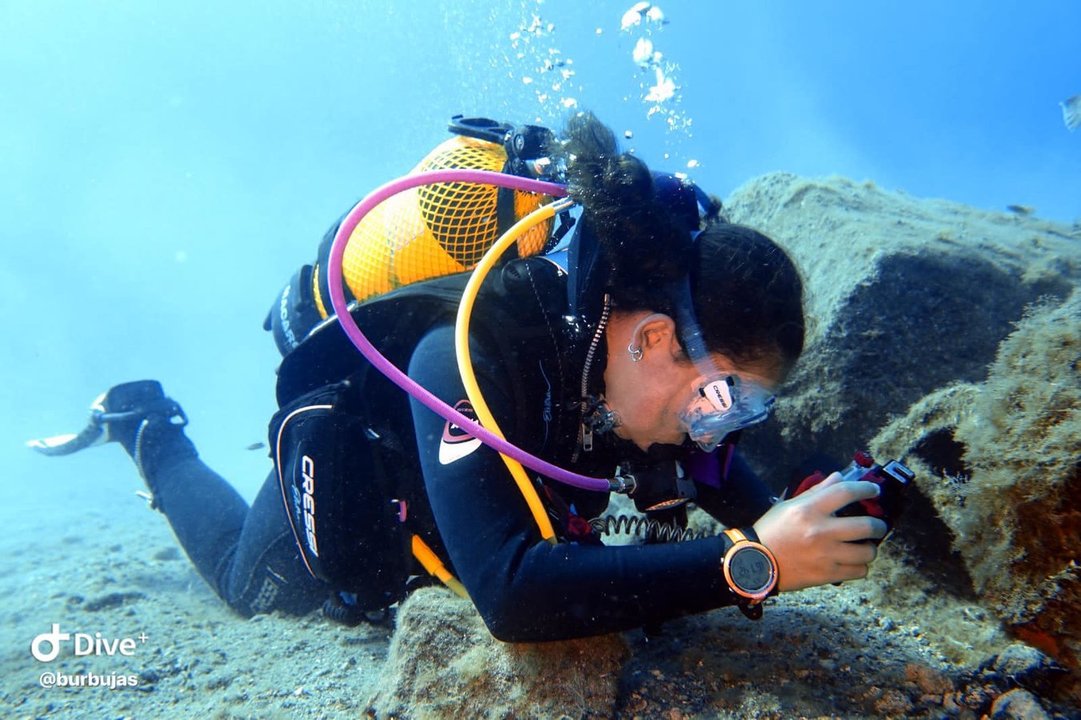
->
[274,271,472,406]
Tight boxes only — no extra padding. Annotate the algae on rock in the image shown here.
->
[869,291,1081,701]
[368,587,628,719]
[724,172,1080,489]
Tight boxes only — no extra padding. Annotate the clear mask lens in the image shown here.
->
[679,375,775,452]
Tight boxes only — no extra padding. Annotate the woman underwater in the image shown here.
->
[34,112,886,641]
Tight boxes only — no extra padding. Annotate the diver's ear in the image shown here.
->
[631,313,678,358]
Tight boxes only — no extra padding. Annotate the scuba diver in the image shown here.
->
[30,112,887,640]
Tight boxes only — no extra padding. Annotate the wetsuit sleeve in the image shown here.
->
[693,451,776,529]
[408,325,737,642]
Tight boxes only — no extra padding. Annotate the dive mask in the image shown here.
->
[678,374,775,452]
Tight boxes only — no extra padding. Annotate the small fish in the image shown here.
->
[1006,204,1034,217]
[1061,94,1081,131]
[246,442,266,451]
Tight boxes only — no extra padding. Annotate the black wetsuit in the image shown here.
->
[138,258,776,641]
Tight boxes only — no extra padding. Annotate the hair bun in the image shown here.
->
[556,111,692,300]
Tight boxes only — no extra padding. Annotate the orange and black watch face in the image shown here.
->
[722,529,778,602]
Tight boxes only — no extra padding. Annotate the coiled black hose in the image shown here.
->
[322,593,391,627]
[589,514,714,543]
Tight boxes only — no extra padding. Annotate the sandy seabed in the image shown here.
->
[0,497,1046,720]
[0,502,392,720]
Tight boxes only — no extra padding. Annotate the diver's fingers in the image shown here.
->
[830,540,878,567]
[814,480,880,515]
[830,515,888,543]
[833,562,872,582]
[796,471,843,497]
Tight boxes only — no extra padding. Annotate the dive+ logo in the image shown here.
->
[31,624,146,662]
[438,400,482,465]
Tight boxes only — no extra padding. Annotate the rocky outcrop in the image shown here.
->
[869,291,1081,703]
[724,172,1079,488]
[367,587,628,718]
[726,173,1081,703]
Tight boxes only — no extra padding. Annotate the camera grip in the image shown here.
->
[786,454,914,540]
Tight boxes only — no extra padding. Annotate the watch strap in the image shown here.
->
[723,526,761,545]
[720,526,778,618]
[740,526,762,543]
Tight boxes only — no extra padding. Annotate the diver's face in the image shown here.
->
[603,314,780,451]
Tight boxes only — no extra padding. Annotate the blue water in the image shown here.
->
[2,0,1078,616]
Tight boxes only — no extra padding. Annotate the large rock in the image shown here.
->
[869,291,1081,703]
[367,587,628,719]
[724,172,1080,487]
[725,173,1081,704]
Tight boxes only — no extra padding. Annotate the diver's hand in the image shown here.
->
[753,473,888,592]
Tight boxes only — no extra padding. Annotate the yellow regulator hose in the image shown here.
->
[454,197,575,544]
[411,535,470,600]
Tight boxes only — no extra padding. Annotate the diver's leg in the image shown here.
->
[35,381,326,616]
[126,387,327,616]
[144,448,327,616]
[216,469,329,616]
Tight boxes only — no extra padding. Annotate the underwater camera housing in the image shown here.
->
[836,451,915,535]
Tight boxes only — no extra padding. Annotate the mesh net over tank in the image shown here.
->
[339,135,553,304]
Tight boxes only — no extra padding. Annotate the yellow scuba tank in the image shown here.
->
[312,122,556,319]
[265,117,559,356]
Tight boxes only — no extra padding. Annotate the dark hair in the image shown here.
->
[557,111,805,376]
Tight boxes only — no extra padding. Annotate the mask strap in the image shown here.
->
[671,228,720,373]
[671,274,721,379]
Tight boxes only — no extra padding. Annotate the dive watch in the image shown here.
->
[721,527,778,620]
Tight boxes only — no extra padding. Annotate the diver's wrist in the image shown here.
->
[720,526,779,620]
